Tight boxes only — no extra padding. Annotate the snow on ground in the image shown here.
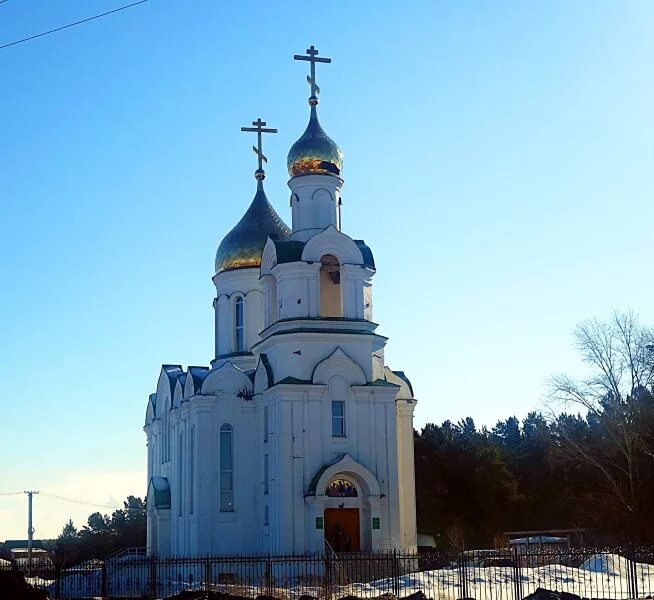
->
[25,553,654,599]
[342,554,654,600]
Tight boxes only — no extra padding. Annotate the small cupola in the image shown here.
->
[215,118,291,274]
[287,105,343,178]
[287,45,343,179]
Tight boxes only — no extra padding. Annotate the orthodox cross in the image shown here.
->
[294,45,331,103]
[241,118,277,180]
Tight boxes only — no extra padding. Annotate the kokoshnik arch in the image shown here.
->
[143,45,418,556]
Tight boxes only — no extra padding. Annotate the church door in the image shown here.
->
[324,508,360,552]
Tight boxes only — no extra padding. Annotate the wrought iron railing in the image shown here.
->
[2,546,654,600]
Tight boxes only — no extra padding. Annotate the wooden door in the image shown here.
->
[324,508,360,552]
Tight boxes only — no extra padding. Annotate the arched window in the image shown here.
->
[177,431,184,516]
[219,424,234,511]
[189,426,195,515]
[326,479,358,497]
[162,399,170,463]
[234,297,245,352]
[319,255,342,317]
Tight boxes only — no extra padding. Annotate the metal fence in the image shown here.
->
[2,546,654,600]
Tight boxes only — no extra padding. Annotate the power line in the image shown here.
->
[39,492,145,512]
[40,492,124,509]
[0,0,149,49]
[0,491,24,496]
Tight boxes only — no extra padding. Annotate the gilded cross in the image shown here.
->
[241,118,277,180]
[294,45,331,102]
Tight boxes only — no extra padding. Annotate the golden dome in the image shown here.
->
[215,183,291,274]
[287,105,343,178]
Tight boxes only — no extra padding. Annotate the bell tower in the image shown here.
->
[287,46,344,242]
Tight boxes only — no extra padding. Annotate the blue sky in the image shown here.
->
[1,1,652,539]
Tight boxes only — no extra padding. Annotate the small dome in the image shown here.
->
[287,105,343,178]
[215,183,291,274]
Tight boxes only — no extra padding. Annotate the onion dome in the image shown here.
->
[287,105,343,178]
[215,182,291,274]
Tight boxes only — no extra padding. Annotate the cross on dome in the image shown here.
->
[294,45,331,105]
[240,118,277,181]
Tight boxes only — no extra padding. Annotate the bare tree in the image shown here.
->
[546,311,654,523]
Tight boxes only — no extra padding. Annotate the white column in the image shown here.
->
[396,398,418,551]
[191,397,215,554]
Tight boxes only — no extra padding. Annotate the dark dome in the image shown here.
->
[215,183,291,274]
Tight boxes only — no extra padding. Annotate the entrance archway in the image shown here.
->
[307,454,382,553]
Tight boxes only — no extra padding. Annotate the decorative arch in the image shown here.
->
[201,361,253,396]
[215,288,264,303]
[312,188,334,202]
[313,347,367,386]
[302,225,364,266]
[308,453,381,498]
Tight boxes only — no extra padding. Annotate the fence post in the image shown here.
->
[629,546,638,599]
[393,548,400,597]
[459,550,469,600]
[266,553,273,597]
[324,549,332,600]
[101,560,107,599]
[513,545,522,600]
[150,555,157,598]
[54,563,61,600]
[205,556,211,592]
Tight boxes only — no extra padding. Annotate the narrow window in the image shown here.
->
[178,431,183,516]
[235,297,245,352]
[220,424,234,511]
[189,426,195,515]
[264,505,269,526]
[264,454,269,495]
[263,406,269,443]
[332,401,345,436]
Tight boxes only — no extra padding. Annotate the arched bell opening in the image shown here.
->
[319,254,342,317]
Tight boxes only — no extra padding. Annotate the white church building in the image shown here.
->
[143,46,417,557]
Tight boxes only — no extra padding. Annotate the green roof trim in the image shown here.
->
[215,351,253,360]
[368,378,400,387]
[354,240,375,270]
[258,353,274,388]
[306,454,346,496]
[392,370,414,396]
[273,239,306,264]
[148,476,171,509]
[276,376,312,385]
[266,327,379,339]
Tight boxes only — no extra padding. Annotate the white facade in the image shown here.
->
[144,63,417,556]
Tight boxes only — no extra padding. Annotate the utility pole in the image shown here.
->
[24,490,39,577]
